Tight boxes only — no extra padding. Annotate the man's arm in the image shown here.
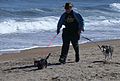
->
[73,11,84,33]
[78,13,84,32]
[57,13,65,34]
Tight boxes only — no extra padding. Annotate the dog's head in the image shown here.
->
[34,53,51,69]
[101,45,108,52]
[101,45,108,48]
[101,45,113,53]
[34,59,47,69]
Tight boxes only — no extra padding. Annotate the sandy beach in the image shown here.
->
[0,39,120,81]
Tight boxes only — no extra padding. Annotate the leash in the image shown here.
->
[35,34,58,59]
[81,35,102,50]
[48,34,58,47]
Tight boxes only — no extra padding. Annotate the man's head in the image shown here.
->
[64,2,73,13]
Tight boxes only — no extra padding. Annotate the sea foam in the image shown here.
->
[0,16,59,34]
[110,3,120,11]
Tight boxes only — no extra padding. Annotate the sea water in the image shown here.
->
[0,0,120,53]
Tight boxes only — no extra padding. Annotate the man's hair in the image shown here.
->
[64,2,73,9]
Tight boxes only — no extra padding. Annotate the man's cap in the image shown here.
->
[64,2,73,9]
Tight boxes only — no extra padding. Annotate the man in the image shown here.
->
[57,2,84,64]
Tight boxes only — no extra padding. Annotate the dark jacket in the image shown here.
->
[57,10,84,32]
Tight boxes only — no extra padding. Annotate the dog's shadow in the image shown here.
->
[3,65,36,72]
[3,61,74,72]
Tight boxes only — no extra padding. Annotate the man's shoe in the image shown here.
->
[59,58,66,64]
[75,58,79,62]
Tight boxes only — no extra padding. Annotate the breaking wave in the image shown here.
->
[0,15,120,34]
[110,3,120,11]
[0,16,59,34]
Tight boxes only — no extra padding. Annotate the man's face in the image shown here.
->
[65,7,72,13]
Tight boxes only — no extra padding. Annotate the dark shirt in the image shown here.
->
[64,10,79,33]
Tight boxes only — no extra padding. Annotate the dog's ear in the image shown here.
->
[101,45,105,48]
[102,45,109,48]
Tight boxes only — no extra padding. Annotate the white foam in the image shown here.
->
[0,45,61,55]
[0,49,21,54]
[85,16,120,31]
[1,15,119,34]
[0,45,42,54]
[110,3,120,11]
[0,16,59,34]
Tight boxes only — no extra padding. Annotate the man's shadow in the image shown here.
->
[3,61,74,72]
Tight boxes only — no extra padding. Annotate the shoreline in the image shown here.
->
[0,38,119,54]
[0,39,120,62]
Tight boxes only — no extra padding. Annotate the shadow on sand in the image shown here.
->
[92,60,120,65]
[3,61,75,72]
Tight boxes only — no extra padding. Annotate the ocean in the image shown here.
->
[0,0,120,53]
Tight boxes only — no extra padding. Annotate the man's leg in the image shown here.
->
[71,35,80,62]
[59,32,70,64]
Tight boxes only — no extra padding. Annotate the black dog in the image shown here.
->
[101,45,114,61]
[34,53,51,69]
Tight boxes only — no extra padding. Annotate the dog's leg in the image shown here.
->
[109,46,113,61]
[105,54,107,61]
[103,52,107,61]
[109,52,112,61]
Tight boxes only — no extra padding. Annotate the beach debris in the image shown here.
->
[51,74,60,81]
[88,65,93,68]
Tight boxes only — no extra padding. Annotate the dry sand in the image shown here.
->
[0,39,120,81]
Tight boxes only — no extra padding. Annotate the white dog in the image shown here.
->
[101,45,114,61]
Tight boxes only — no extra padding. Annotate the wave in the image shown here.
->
[80,2,120,13]
[0,0,40,3]
[0,8,58,18]
[109,3,120,11]
[0,15,120,34]
[0,16,59,34]
[85,16,120,31]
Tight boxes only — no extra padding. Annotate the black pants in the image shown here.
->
[59,28,80,62]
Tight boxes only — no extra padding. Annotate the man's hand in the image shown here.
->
[78,30,81,35]
[78,28,84,34]
[82,29,84,32]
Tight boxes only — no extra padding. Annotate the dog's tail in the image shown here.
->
[45,53,51,60]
